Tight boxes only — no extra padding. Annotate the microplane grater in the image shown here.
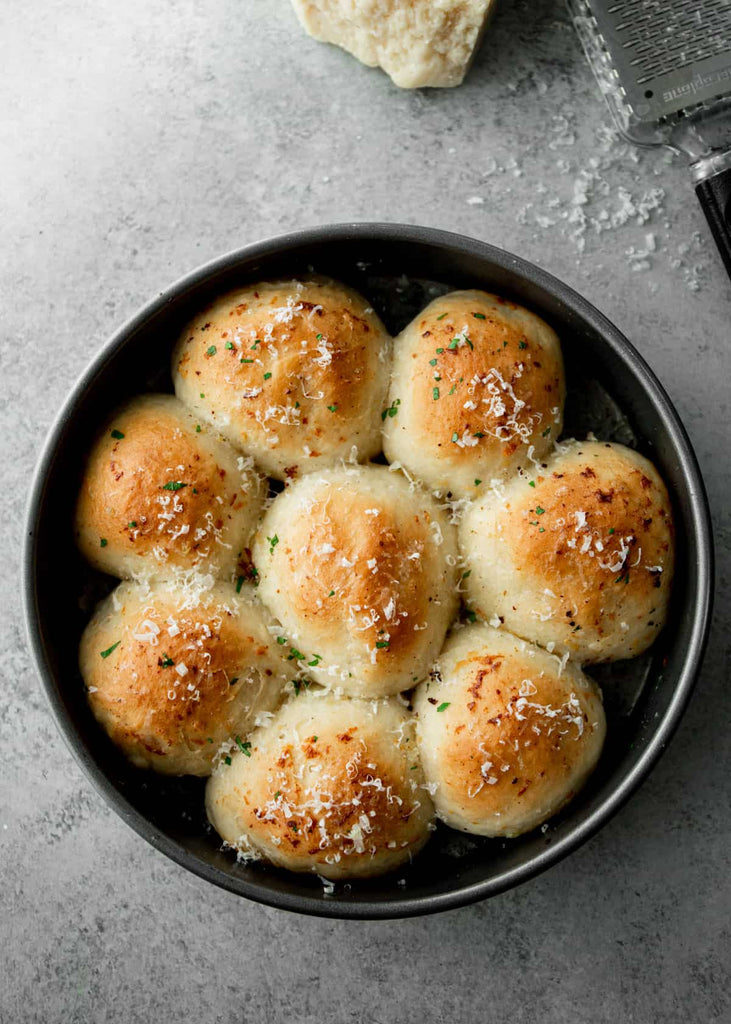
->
[568,0,731,279]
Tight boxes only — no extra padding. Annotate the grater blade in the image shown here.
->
[569,0,731,143]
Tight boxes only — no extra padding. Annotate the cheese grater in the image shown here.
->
[568,0,731,278]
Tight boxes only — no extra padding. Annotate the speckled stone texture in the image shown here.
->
[2,1,730,1020]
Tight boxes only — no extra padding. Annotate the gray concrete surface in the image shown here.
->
[2,1,730,1021]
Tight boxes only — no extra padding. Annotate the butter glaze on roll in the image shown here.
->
[414,624,606,837]
[206,691,435,878]
[172,278,391,480]
[382,290,565,497]
[459,440,674,662]
[79,580,288,775]
[252,464,459,697]
[75,394,264,580]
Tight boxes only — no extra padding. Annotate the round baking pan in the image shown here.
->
[23,223,713,919]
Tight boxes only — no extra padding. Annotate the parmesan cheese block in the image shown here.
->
[291,0,497,89]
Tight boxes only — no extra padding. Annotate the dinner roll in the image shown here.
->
[460,440,674,662]
[79,579,288,775]
[414,624,606,837]
[206,691,435,878]
[252,464,459,697]
[75,394,264,580]
[172,278,391,479]
[382,290,565,497]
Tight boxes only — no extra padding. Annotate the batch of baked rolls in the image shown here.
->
[76,277,674,882]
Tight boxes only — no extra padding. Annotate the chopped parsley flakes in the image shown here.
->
[268,534,279,554]
[436,702,451,712]
[100,641,121,659]
[110,429,125,440]
[206,345,217,357]
[381,398,401,421]
[162,481,187,491]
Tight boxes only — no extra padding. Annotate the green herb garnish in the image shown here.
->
[206,345,217,357]
[110,429,125,440]
[436,702,451,712]
[268,534,279,554]
[100,641,120,659]
[381,398,401,421]
[162,481,187,491]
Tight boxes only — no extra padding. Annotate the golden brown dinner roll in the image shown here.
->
[79,579,288,775]
[460,440,674,662]
[75,394,264,580]
[172,278,391,479]
[382,290,565,497]
[414,624,606,837]
[252,464,459,697]
[206,691,435,878]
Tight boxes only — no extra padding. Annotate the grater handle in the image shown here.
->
[695,168,731,280]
